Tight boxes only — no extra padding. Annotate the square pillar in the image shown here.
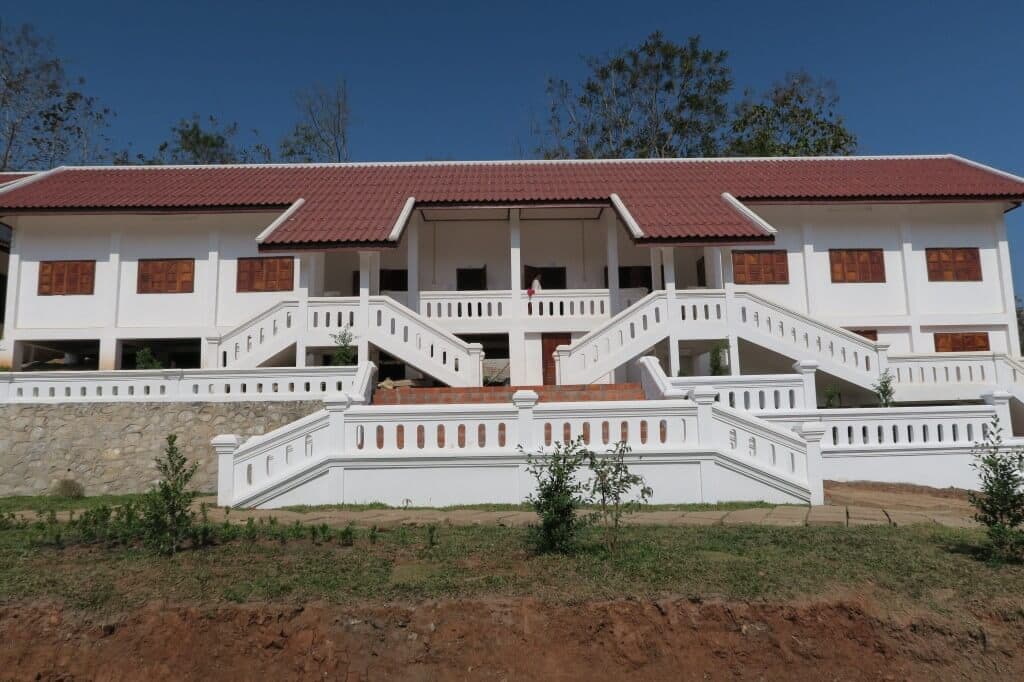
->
[509,209,528,385]
[650,248,663,290]
[605,208,620,314]
[357,250,381,363]
[407,212,420,313]
[795,422,828,506]
[662,247,679,377]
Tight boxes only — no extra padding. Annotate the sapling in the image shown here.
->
[969,416,1024,561]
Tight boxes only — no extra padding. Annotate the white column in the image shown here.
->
[705,246,724,288]
[983,391,1013,430]
[205,230,220,328]
[792,360,819,408]
[1,228,21,339]
[211,434,243,507]
[99,232,123,370]
[662,246,679,377]
[795,422,828,506]
[513,389,539,451]
[508,209,527,385]
[800,222,815,316]
[994,219,1021,356]
[898,219,929,352]
[407,211,420,314]
[295,254,309,367]
[691,386,718,445]
[605,209,620,313]
[650,248,663,290]
[357,250,380,364]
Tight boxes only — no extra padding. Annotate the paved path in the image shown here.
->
[20,500,972,529]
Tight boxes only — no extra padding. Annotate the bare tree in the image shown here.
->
[280,80,351,162]
[0,22,112,170]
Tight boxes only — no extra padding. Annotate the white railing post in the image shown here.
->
[690,386,718,446]
[794,422,827,505]
[875,342,891,374]
[324,392,352,455]
[202,336,222,369]
[467,342,485,386]
[792,360,819,409]
[982,390,1012,431]
[513,389,539,451]
[211,434,243,507]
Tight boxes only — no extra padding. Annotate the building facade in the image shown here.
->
[1,156,1022,508]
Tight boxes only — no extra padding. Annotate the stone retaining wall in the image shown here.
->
[0,401,323,497]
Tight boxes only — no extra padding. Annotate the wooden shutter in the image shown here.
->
[38,260,95,295]
[934,332,990,352]
[732,250,789,284]
[236,257,294,292]
[850,329,878,341]
[829,249,886,283]
[926,248,981,282]
[138,259,195,294]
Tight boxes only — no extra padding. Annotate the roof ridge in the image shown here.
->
[43,154,957,172]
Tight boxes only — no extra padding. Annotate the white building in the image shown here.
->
[1,156,1023,508]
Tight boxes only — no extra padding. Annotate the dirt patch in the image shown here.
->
[2,597,1021,681]
[825,480,974,513]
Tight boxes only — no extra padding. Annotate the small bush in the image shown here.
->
[425,524,439,549]
[969,417,1024,562]
[873,369,895,407]
[339,522,355,547]
[587,442,652,551]
[51,479,85,499]
[525,437,590,554]
[330,327,357,366]
[134,347,163,370]
[141,435,198,555]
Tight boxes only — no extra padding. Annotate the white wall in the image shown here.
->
[732,202,1018,354]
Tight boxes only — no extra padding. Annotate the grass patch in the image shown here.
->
[0,522,1020,619]
[0,493,150,514]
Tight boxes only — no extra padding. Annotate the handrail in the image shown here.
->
[733,290,881,354]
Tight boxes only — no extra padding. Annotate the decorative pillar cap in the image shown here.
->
[211,434,243,449]
[324,392,353,411]
[512,389,540,408]
[794,421,828,442]
[792,360,819,373]
[689,386,719,405]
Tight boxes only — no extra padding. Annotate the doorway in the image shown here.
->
[541,333,571,385]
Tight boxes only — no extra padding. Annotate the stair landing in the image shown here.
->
[371,383,645,405]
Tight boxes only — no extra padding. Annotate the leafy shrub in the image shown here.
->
[339,522,355,547]
[134,346,163,370]
[709,341,729,376]
[330,327,357,366]
[525,437,590,554]
[969,417,1024,562]
[141,434,198,555]
[425,524,439,549]
[51,479,85,499]
[586,442,652,551]
[872,369,895,407]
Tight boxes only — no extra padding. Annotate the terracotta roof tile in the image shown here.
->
[0,157,1021,246]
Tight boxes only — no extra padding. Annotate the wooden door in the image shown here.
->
[542,333,571,385]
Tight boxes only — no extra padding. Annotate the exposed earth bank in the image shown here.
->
[3,597,1021,681]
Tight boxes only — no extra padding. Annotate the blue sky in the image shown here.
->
[6,0,1024,291]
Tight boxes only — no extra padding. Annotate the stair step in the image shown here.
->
[372,383,645,405]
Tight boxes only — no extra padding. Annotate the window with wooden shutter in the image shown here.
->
[926,248,982,282]
[934,332,990,352]
[38,260,95,295]
[137,258,195,294]
[236,257,294,293]
[732,250,789,284]
[829,249,886,283]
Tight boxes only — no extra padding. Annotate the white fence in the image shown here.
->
[215,384,819,509]
[0,365,367,403]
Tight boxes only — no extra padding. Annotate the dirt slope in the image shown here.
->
[3,597,1020,681]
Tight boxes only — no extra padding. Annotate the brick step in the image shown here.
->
[371,383,646,405]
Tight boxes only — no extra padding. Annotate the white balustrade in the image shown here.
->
[711,405,810,480]
[730,291,882,383]
[0,366,360,404]
[763,405,998,450]
[218,301,300,368]
[230,410,332,500]
[532,399,697,453]
[888,353,999,388]
[420,291,512,322]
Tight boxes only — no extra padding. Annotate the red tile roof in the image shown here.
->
[0,157,1021,247]
[0,172,34,185]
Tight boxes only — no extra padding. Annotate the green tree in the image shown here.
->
[329,327,357,366]
[534,34,856,160]
[969,417,1024,561]
[119,114,271,165]
[141,435,198,555]
[134,346,163,370]
[0,22,112,170]
[872,369,895,407]
[536,32,733,159]
[727,72,857,156]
